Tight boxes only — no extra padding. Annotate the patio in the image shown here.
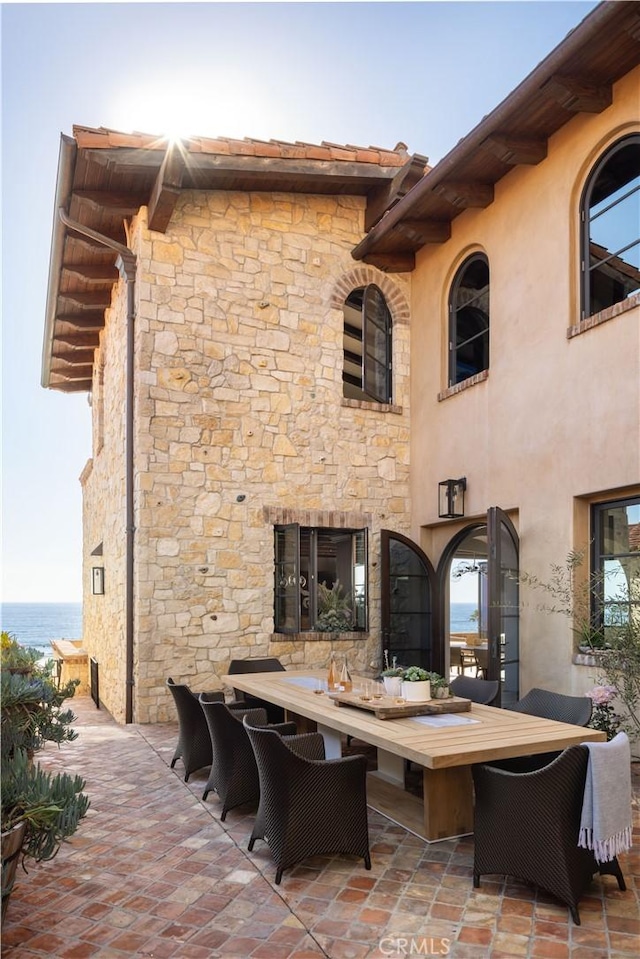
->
[2,696,639,959]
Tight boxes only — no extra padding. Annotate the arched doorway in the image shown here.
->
[437,508,519,706]
[381,508,519,706]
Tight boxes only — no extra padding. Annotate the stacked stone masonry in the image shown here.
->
[82,190,412,723]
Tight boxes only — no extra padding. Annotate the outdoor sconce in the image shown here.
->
[92,567,105,595]
[438,477,467,519]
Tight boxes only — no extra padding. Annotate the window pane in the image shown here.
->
[274,525,300,632]
[450,255,490,385]
[586,138,640,315]
[363,285,391,403]
[599,503,640,555]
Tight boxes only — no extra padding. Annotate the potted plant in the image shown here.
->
[1,748,89,922]
[1,634,88,922]
[1,631,42,675]
[315,581,354,632]
[380,650,404,696]
[428,672,451,699]
[401,666,431,702]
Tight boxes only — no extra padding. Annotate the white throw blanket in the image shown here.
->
[578,731,633,863]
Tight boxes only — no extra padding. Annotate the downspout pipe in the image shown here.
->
[57,210,137,724]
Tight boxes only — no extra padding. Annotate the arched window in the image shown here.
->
[448,254,490,387]
[581,135,640,319]
[343,284,391,403]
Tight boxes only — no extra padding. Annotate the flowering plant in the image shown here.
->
[585,684,623,741]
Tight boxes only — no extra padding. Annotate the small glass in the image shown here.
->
[371,681,384,700]
[314,678,326,695]
[359,681,372,702]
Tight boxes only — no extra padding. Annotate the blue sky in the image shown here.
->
[1,0,598,603]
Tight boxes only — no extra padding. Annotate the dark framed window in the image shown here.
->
[274,525,367,633]
[592,496,640,640]
[581,135,640,319]
[449,254,490,386]
[343,285,392,403]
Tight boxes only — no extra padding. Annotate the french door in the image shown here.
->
[381,508,519,705]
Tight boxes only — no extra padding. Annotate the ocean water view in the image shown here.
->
[1,602,82,657]
[449,602,478,633]
[0,601,476,659]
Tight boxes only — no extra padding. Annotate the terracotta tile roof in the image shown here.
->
[72,125,410,168]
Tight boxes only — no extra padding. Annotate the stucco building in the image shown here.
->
[42,1,639,724]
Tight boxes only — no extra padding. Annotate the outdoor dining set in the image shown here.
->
[166,657,632,925]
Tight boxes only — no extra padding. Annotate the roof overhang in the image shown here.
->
[42,131,426,392]
[352,0,640,272]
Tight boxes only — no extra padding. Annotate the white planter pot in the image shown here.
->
[401,680,431,702]
[383,676,403,697]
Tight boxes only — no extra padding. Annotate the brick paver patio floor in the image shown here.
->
[2,696,638,958]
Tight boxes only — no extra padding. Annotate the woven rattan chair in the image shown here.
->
[199,696,296,819]
[472,745,626,923]
[507,687,592,726]
[450,675,499,705]
[244,718,371,884]
[166,678,224,782]
[228,657,286,724]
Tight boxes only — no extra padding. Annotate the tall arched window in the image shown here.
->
[581,135,640,319]
[343,285,392,403]
[448,254,490,387]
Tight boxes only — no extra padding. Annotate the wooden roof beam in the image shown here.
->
[362,252,416,273]
[432,181,494,209]
[395,219,452,244]
[51,349,96,365]
[55,313,105,332]
[62,262,119,282]
[480,134,548,165]
[59,290,111,309]
[73,190,144,216]
[147,143,187,233]
[542,75,612,113]
[55,333,100,350]
[364,153,429,231]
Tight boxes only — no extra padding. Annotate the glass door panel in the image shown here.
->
[487,507,520,706]
[381,530,439,674]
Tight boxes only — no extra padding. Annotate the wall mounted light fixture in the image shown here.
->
[92,567,105,595]
[438,477,467,519]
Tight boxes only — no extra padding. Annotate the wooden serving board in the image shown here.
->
[330,692,471,720]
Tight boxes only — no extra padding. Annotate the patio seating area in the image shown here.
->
[2,695,639,958]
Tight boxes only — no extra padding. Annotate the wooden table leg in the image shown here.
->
[422,765,474,841]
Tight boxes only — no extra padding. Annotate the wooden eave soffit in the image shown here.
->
[364,153,429,231]
[56,333,100,350]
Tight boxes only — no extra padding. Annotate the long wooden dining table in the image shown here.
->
[223,670,605,842]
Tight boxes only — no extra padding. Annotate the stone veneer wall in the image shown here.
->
[85,189,412,724]
[81,279,130,722]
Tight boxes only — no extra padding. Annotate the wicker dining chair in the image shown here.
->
[166,678,224,782]
[472,745,626,924]
[199,696,296,819]
[228,657,287,724]
[244,718,371,884]
[460,648,484,678]
[507,687,592,726]
[450,675,499,705]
